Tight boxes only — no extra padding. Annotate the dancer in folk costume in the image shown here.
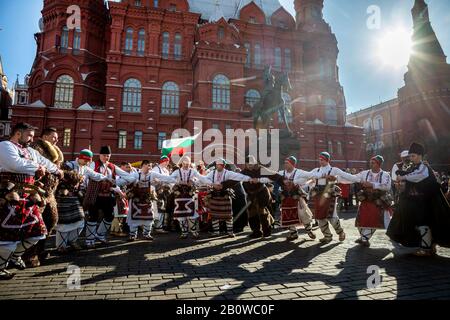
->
[391,150,412,205]
[127,160,175,241]
[55,149,111,253]
[204,159,254,238]
[231,179,248,234]
[240,156,282,239]
[391,150,412,183]
[196,184,210,232]
[195,160,210,231]
[24,127,65,267]
[387,143,450,256]
[197,160,208,175]
[169,156,211,239]
[269,156,318,241]
[84,146,136,248]
[111,162,132,237]
[310,152,361,244]
[353,155,393,247]
[152,156,172,234]
[0,123,63,280]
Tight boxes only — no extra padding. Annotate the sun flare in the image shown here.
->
[377,27,413,68]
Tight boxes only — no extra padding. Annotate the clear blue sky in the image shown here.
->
[0,0,449,112]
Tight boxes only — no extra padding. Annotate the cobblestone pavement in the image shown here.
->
[1,210,450,300]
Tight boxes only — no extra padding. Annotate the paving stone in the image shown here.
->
[271,293,299,300]
[1,212,449,300]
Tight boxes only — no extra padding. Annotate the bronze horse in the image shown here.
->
[252,68,293,133]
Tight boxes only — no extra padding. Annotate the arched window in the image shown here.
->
[161,81,180,115]
[285,48,292,71]
[212,74,230,110]
[319,58,333,79]
[19,92,28,105]
[137,29,145,56]
[174,33,182,60]
[337,141,343,155]
[325,98,337,107]
[363,118,372,133]
[244,43,251,67]
[218,27,225,41]
[373,115,384,131]
[328,141,333,154]
[162,32,170,59]
[54,75,74,109]
[118,130,127,149]
[73,28,81,52]
[134,131,143,150]
[325,105,338,125]
[245,89,260,107]
[122,78,142,112]
[63,128,71,147]
[125,28,133,54]
[318,57,324,78]
[61,26,69,50]
[254,44,262,67]
[278,93,293,123]
[274,47,281,70]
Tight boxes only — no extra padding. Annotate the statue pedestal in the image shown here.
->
[245,129,301,170]
[278,129,301,164]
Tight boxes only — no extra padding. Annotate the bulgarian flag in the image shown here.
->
[161,133,201,158]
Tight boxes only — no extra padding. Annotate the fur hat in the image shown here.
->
[409,142,425,156]
[99,145,112,155]
[41,140,60,163]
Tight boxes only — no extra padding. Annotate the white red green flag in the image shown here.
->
[161,133,200,157]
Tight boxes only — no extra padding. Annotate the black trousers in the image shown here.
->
[87,196,116,223]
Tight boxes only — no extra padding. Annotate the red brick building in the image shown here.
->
[0,55,13,141]
[348,0,450,171]
[347,99,402,169]
[12,0,365,169]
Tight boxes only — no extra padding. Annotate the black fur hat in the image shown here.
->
[408,142,425,156]
[99,145,112,155]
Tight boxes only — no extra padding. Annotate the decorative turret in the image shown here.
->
[26,0,109,108]
[294,0,324,28]
[408,0,447,72]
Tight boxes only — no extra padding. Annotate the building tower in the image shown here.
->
[25,0,109,110]
[398,0,450,168]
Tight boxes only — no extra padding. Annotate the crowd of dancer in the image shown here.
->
[0,122,449,280]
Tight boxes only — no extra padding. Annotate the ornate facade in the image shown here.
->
[12,0,365,169]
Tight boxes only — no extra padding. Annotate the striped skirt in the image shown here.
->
[57,196,85,225]
[208,195,233,221]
